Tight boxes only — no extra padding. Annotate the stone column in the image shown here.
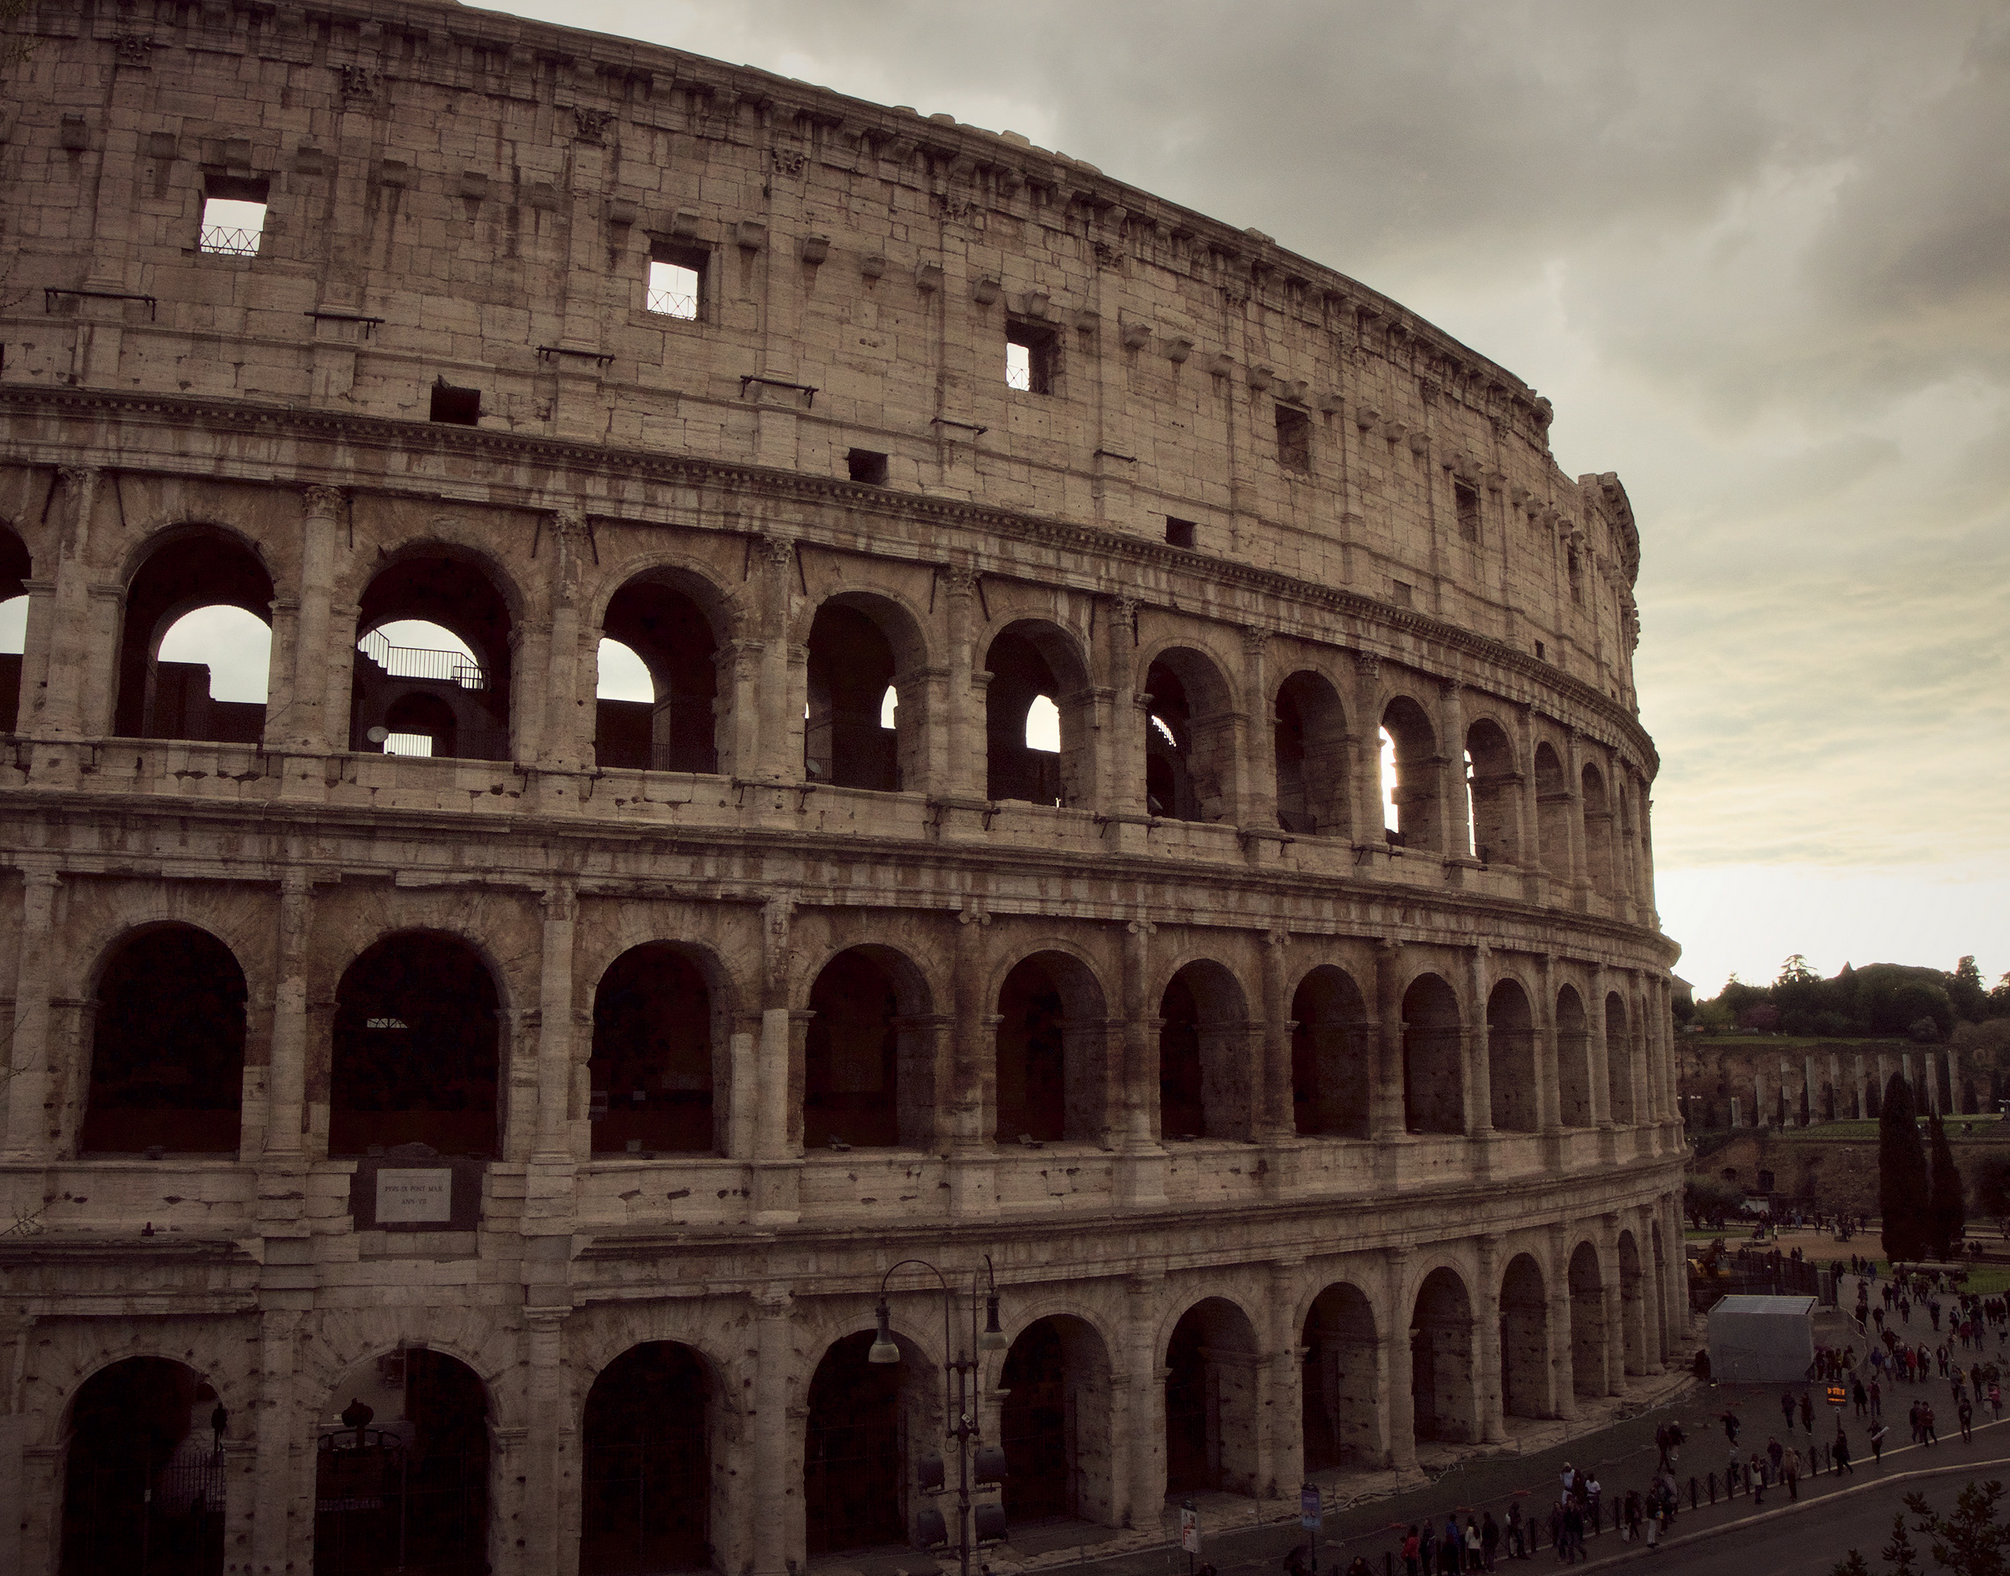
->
[1854,1053,1867,1119]
[263,870,312,1158]
[750,1288,797,1576]
[1561,729,1589,892]
[1545,1226,1577,1420]
[949,906,995,1218]
[1474,1235,1506,1443]
[1465,945,1494,1140]
[1780,1056,1797,1127]
[754,892,802,1223]
[1263,1259,1303,1493]
[1598,1231,1624,1395]
[1258,929,1294,1142]
[1102,595,1144,818]
[1122,1274,1164,1529]
[533,883,579,1162]
[1437,679,1470,858]
[286,484,343,754]
[1535,954,1563,1135]
[757,537,801,780]
[2,862,59,1160]
[1948,1047,1963,1114]
[536,510,590,777]
[1372,940,1406,1141]
[1902,1052,1915,1110]
[32,466,100,740]
[1384,1247,1418,1471]
[517,1309,568,1576]
[1118,917,1167,1207]
[249,1309,307,1576]
[1877,1052,1891,1112]
[942,567,982,799]
[1351,653,1387,843]
[1588,966,1613,1127]
[1239,628,1277,830]
[1754,1065,1768,1129]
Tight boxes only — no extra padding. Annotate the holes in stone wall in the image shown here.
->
[595,577,720,774]
[647,243,706,319]
[0,525,28,733]
[1164,516,1197,549]
[580,1344,714,1575]
[846,448,889,485]
[1455,481,1481,542]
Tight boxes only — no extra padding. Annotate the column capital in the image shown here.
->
[1240,625,1271,658]
[300,482,345,517]
[1352,650,1381,681]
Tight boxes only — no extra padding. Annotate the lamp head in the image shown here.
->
[978,1291,1007,1353]
[868,1298,901,1365]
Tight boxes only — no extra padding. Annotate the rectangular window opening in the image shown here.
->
[647,243,706,320]
[1567,547,1584,602]
[1535,640,1547,661]
[1392,580,1415,609]
[1455,481,1481,542]
[846,448,890,485]
[1275,405,1312,472]
[1165,516,1197,549]
[1005,321,1056,394]
[429,379,481,426]
[199,174,270,257]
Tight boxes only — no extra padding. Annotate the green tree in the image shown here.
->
[1833,1479,2010,1575]
[1928,1113,1967,1260]
[1951,956,1989,1022]
[1683,1173,1744,1228]
[1880,1072,1931,1262]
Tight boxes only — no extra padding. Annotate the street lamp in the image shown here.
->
[869,1255,1010,1576]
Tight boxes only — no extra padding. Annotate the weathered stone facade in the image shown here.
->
[0,3,1683,1574]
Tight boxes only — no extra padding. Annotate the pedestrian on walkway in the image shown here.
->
[1584,1473,1601,1536]
[1960,1396,1975,1442]
[1751,1453,1767,1506]
[1834,1427,1853,1476]
[1871,1379,1882,1420]
[1645,1499,1662,1552]
[1800,1391,1815,1432]
[1401,1525,1421,1576]
[1992,1381,2003,1420]
[1870,1422,1888,1463]
[1923,1402,1939,1445]
[1481,1511,1500,1572]
[1768,1436,1784,1476]
[1853,1376,1868,1418]
[1781,1391,1797,1432]
[1785,1445,1801,1501]
[1506,1502,1526,1561]
[1466,1518,1483,1571]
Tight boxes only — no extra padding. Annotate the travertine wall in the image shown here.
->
[0,5,1683,1575]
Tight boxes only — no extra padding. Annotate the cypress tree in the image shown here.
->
[1879,1073,1930,1262]
[1927,1113,1967,1261]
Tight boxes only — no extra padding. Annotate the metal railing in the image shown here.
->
[199,226,263,257]
[646,287,698,319]
[357,629,487,690]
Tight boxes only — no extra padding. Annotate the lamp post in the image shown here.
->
[869,1255,1010,1576]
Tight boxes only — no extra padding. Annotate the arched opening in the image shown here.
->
[1533,743,1571,880]
[806,597,920,792]
[1379,697,1441,851]
[80,925,245,1155]
[1410,1269,1475,1444]
[994,952,1107,1145]
[1300,1283,1379,1470]
[1401,974,1463,1135]
[1464,718,1520,865]
[1164,1299,1260,1495]
[985,623,1089,807]
[314,1348,490,1576]
[805,1330,933,1556]
[1499,1255,1549,1420]
[1581,762,1614,896]
[0,523,30,731]
[1485,980,1539,1134]
[596,577,720,773]
[1617,1232,1646,1376]
[1157,960,1251,1141]
[580,1343,714,1575]
[1000,1316,1115,1526]
[61,1357,225,1576]
[1567,1243,1607,1398]
[352,554,513,761]
[1291,966,1371,1138]
[589,944,717,1155]
[1555,986,1593,1128]
[114,530,274,744]
[330,934,500,1158]
[805,947,932,1150]
[1272,671,1351,836]
[1143,649,1235,822]
[1605,992,1634,1124]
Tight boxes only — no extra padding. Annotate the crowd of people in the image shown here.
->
[1352,1261,2008,1573]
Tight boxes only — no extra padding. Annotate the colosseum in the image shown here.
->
[0,2,1686,1574]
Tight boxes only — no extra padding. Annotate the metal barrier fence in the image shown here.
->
[356,629,487,690]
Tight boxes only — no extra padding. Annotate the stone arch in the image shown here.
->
[1555,985,1593,1127]
[1273,669,1352,837]
[1605,991,1634,1124]
[984,619,1093,808]
[1301,1281,1380,1469]
[1533,741,1571,880]
[590,941,727,1156]
[1617,1231,1647,1376]
[1566,1242,1608,1398]
[1410,1267,1476,1443]
[330,931,502,1158]
[0,518,27,730]
[78,921,247,1157]
[579,1341,721,1575]
[1581,760,1615,896]
[999,1314,1117,1527]
[802,944,936,1150]
[804,1328,937,1556]
[352,544,518,761]
[1499,1254,1550,1419]
[1142,643,1238,823]
[1164,1296,1261,1496]
[993,948,1110,1144]
[313,1346,494,1576]
[1486,978,1539,1133]
[113,524,275,743]
[1380,693,1441,851]
[60,1355,229,1576]
[1401,972,1464,1135]
[1464,714,1521,865]
[1157,959,1252,1141]
[1291,965,1372,1138]
[594,566,727,774]
[805,590,930,792]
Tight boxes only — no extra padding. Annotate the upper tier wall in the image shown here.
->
[3,0,1643,711]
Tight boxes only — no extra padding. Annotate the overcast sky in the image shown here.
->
[448,0,2009,996]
